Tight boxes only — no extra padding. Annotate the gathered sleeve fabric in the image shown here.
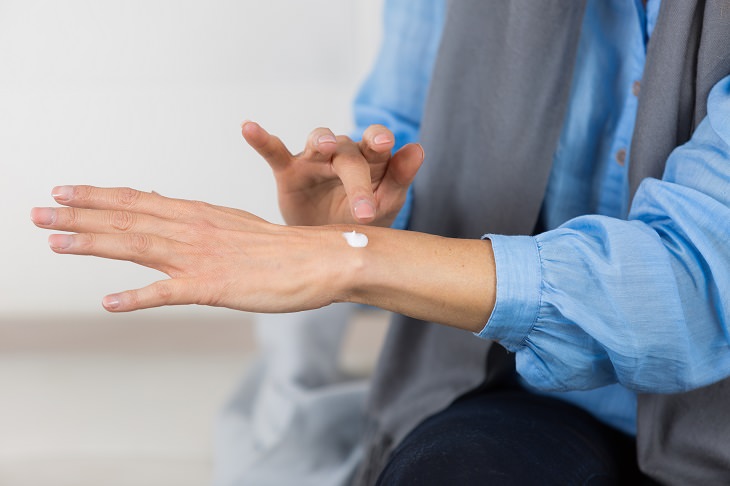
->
[478,75,730,394]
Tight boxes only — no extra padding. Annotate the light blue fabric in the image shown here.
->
[485,76,730,426]
[351,1,445,149]
[541,0,648,227]
[351,0,730,437]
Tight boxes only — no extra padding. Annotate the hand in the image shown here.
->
[31,186,496,330]
[242,122,424,227]
[30,185,353,313]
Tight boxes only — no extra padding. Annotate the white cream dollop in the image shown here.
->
[342,230,369,248]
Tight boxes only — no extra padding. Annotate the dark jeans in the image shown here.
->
[376,387,655,486]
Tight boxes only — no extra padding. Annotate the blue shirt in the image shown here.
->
[352,0,730,437]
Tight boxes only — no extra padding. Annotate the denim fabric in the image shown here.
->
[376,386,655,486]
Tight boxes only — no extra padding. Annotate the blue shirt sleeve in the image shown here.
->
[351,0,445,150]
[478,75,730,394]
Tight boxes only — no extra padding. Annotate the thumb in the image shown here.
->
[382,143,425,189]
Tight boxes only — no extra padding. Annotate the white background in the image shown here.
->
[0,2,387,484]
[0,0,384,319]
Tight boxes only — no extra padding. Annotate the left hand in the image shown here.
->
[30,185,350,313]
[243,122,423,227]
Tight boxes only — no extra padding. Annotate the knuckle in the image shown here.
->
[189,200,210,215]
[153,282,174,302]
[65,208,81,227]
[264,136,285,157]
[126,290,141,308]
[170,207,189,221]
[115,187,141,208]
[190,218,215,235]
[333,152,366,171]
[126,233,152,254]
[336,135,352,143]
[76,233,96,251]
[164,202,189,220]
[109,210,135,232]
[74,185,92,201]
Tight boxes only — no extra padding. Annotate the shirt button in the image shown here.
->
[615,148,627,166]
[632,80,641,97]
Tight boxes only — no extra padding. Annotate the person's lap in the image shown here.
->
[377,386,649,486]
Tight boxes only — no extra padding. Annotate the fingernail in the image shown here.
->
[317,134,337,145]
[52,186,74,202]
[353,200,375,220]
[48,234,73,250]
[31,207,56,225]
[103,295,121,310]
[374,134,391,145]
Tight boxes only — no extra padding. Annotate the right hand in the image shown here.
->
[242,122,424,227]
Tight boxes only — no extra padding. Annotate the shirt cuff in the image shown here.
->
[475,234,542,351]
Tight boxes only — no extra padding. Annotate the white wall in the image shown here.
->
[0,0,384,318]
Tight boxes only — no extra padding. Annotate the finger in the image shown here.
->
[381,143,425,189]
[241,121,293,171]
[297,127,338,162]
[102,278,198,312]
[47,232,182,271]
[330,144,377,222]
[359,124,395,164]
[31,206,182,236]
[50,185,191,220]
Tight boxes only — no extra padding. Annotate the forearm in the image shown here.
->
[327,224,496,332]
[32,186,496,329]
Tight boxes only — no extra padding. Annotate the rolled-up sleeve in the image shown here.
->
[477,75,730,394]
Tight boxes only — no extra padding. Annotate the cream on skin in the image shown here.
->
[342,230,369,248]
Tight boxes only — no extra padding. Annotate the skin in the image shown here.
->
[241,121,425,227]
[31,124,497,332]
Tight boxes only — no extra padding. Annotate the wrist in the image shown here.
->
[294,224,368,306]
[325,225,369,302]
[323,225,496,332]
